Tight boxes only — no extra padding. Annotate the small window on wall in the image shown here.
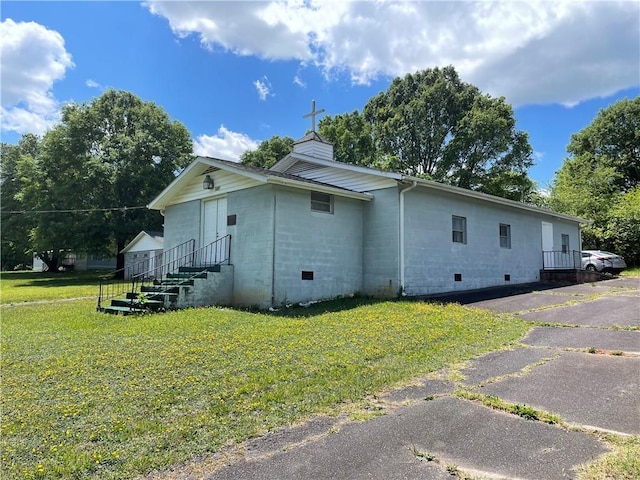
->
[499,223,511,249]
[452,216,467,244]
[311,191,334,213]
[561,234,570,253]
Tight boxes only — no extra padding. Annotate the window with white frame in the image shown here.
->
[561,234,570,253]
[452,216,467,244]
[310,191,334,213]
[499,223,511,249]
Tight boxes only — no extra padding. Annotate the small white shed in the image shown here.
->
[121,231,164,279]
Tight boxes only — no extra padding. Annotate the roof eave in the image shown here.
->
[269,153,298,172]
[148,160,205,211]
[265,176,373,201]
[147,156,268,211]
[400,176,590,224]
[274,151,402,179]
[120,231,163,254]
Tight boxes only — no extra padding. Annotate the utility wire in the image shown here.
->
[0,206,148,214]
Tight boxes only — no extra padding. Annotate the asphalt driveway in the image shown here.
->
[152,277,640,480]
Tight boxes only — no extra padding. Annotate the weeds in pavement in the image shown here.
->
[577,435,640,480]
[454,391,563,425]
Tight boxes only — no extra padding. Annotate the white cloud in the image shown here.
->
[193,125,260,161]
[86,79,102,89]
[144,0,320,60]
[293,75,306,88]
[0,19,74,135]
[144,0,639,107]
[254,76,272,101]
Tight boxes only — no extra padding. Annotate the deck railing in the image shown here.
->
[193,234,232,267]
[542,250,581,270]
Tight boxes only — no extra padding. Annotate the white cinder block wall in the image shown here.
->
[362,187,400,297]
[271,186,364,306]
[161,179,583,307]
[226,185,276,307]
[401,188,581,295]
[163,200,201,252]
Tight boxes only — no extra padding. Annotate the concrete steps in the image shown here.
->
[101,305,148,315]
[99,266,217,315]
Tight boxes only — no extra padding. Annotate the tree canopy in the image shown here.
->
[566,97,639,191]
[2,90,193,272]
[240,136,294,169]
[0,135,40,269]
[605,186,640,266]
[241,66,536,202]
[318,111,377,168]
[361,66,534,198]
[549,96,640,264]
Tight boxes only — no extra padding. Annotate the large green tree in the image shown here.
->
[0,135,39,269]
[243,67,535,201]
[605,186,640,266]
[363,66,534,199]
[240,136,294,169]
[549,96,640,263]
[567,97,639,191]
[19,90,193,272]
[318,110,378,167]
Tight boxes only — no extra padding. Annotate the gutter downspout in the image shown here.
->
[271,193,277,307]
[399,181,418,295]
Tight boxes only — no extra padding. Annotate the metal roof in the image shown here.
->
[148,155,589,225]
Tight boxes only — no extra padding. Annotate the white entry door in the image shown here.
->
[202,197,227,246]
[541,221,554,268]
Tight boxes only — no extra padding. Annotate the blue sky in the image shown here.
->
[1,1,639,189]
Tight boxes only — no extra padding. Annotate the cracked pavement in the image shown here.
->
[156,277,640,480]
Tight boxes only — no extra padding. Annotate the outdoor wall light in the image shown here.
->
[202,174,214,190]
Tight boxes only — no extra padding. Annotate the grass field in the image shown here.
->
[2,270,637,479]
[1,271,529,479]
[1,270,109,304]
[621,266,640,277]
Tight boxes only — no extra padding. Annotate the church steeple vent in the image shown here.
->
[293,100,334,161]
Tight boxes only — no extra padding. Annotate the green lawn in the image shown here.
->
[1,282,528,480]
[3,270,637,480]
[1,270,109,304]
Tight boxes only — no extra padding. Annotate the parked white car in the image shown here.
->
[581,250,627,273]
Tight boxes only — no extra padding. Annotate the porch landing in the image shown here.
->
[539,268,608,284]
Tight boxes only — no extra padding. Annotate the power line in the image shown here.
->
[0,205,148,214]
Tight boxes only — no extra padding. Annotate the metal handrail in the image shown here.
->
[97,236,232,311]
[97,239,195,310]
[193,234,232,268]
[128,235,232,304]
[542,250,581,270]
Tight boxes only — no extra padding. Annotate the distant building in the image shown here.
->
[33,251,116,272]
[121,231,164,279]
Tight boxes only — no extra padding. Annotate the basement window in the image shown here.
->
[454,273,462,282]
[311,191,334,214]
[301,271,314,280]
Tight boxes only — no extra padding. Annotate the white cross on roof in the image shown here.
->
[302,100,325,132]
